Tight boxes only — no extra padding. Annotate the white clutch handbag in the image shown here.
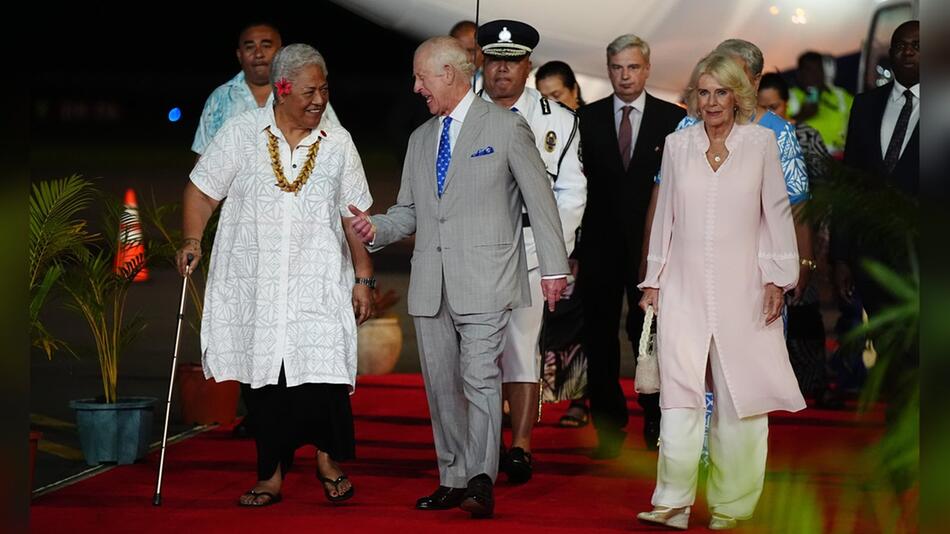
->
[635,305,660,394]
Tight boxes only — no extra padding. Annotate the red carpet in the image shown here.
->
[31,375,898,533]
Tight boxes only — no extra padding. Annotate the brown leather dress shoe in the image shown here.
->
[415,486,467,510]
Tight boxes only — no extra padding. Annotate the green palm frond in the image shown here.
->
[802,160,917,267]
[61,246,147,403]
[29,175,96,358]
[801,157,920,525]
[138,188,217,343]
[29,175,95,288]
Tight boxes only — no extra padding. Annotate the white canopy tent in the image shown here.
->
[331,0,875,103]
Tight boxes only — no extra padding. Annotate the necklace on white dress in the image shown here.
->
[266,126,321,195]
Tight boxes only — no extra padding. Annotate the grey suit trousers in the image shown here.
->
[413,283,510,487]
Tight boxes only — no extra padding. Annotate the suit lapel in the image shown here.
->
[628,93,655,174]
[872,83,892,163]
[423,117,441,199]
[442,98,487,196]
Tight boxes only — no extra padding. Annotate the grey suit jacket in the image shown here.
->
[371,97,569,317]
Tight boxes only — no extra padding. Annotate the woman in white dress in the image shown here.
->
[176,44,374,507]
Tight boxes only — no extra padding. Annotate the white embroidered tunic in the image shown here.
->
[191,106,372,390]
[639,122,806,418]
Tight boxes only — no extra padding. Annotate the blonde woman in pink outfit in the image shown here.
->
[635,53,806,531]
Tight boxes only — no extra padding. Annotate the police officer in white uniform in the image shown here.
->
[477,19,587,484]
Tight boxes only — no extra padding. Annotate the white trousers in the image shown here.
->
[500,266,543,383]
[651,338,769,519]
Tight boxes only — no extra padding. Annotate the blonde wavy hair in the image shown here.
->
[685,52,756,124]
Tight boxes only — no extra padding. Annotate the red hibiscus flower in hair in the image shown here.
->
[275,77,292,97]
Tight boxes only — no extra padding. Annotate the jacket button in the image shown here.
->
[439,218,446,223]
[437,246,442,252]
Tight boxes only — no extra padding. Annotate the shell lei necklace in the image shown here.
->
[266,126,321,195]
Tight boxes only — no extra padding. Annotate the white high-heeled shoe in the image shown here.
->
[708,512,738,530]
[636,506,690,530]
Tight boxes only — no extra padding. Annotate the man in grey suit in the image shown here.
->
[348,36,569,518]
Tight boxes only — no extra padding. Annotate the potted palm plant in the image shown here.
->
[29,175,95,481]
[62,193,156,465]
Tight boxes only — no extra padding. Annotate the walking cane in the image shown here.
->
[153,254,194,506]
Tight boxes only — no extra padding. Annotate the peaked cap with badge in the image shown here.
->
[477,19,540,59]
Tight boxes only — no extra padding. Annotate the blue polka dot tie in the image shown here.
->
[436,116,453,197]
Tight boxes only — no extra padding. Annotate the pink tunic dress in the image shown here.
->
[639,122,806,418]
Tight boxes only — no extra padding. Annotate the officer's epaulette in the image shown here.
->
[539,97,551,115]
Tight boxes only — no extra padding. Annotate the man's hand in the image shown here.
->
[175,239,201,277]
[352,285,374,326]
[763,283,784,326]
[347,204,376,244]
[639,287,659,314]
[541,277,568,311]
[833,261,854,304]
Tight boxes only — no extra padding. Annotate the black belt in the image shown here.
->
[522,213,531,227]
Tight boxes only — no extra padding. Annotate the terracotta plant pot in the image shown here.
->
[357,317,403,375]
[176,362,239,426]
[29,431,42,490]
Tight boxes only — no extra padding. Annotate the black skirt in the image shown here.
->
[244,365,355,480]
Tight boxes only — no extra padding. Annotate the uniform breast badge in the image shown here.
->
[544,131,557,153]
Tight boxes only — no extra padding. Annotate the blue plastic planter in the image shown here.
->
[68,397,156,466]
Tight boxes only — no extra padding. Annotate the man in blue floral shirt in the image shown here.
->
[192,22,339,155]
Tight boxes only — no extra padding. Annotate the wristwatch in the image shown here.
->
[355,277,377,289]
[800,258,817,271]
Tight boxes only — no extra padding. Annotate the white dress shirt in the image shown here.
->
[436,90,477,163]
[613,90,647,156]
[880,81,919,159]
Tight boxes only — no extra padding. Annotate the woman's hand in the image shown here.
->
[763,283,784,325]
[352,285,374,326]
[175,238,202,277]
[639,287,659,314]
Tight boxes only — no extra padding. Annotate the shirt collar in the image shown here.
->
[613,90,647,115]
[261,105,325,146]
[696,120,743,153]
[227,71,247,88]
[444,90,476,125]
[231,70,274,107]
[891,80,920,102]
[480,86,534,116]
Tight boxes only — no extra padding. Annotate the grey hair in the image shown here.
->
[606,34,651,62]
[715,39,764,77]
[270,44,328,91]
[418,36,475,78]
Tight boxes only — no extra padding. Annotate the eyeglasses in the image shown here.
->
[891,41,919,52]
